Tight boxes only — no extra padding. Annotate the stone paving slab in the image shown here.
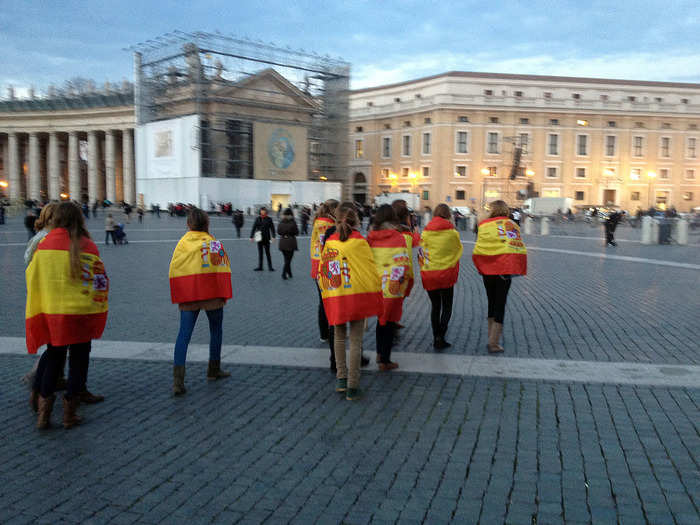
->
[1,355,698,524]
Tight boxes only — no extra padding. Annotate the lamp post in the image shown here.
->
[647,171,656,209]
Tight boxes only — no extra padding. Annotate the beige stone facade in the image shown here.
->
[348,72,700,212]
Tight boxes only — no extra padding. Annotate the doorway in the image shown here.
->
[603,189,616,205]
[270,194,290,213]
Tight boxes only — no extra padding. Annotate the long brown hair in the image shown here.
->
[187,207,210,233]
[314,199,339,221]
[372,204,397,230]
[52,202,91,279]
[489,200,510,218]
[391,199,411,229]
[34,202,59,231]
[336,201,359,241]
[433,203,452,220]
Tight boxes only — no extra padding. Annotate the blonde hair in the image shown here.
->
[34,203,59,231]
[489,200,510,218]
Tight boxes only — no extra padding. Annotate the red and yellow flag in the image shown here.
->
[25,228,109,354]
[472,216,527,275]
[419,217,463,291]
[401,229,421,297]
[310,217,335,279]
[169,231,232,304]
[319,230,382,325]
[367,229,411,325]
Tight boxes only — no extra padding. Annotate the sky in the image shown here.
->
[1,0,699,97]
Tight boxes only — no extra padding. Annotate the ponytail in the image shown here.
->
[336,202,359,241]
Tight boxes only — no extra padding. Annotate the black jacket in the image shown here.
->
[277,218,299,251]
[233,211,244,228]
[250,215,275,243]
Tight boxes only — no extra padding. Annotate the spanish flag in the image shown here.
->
[310,217,335,279]
[25,228,109,354]
[472,216,527,275]
[169,231,232,304]
[319,230,382,325]
[419,217,463,291]
[401,229,421,297]
[367,229,411,325]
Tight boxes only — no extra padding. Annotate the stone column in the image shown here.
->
[28,132,41,201]
[87,130,98,204]
[48,132,60,200]
[122,128,134,205]
[7,133,20,200]
[68,131,80,201]
[105,130,116,203]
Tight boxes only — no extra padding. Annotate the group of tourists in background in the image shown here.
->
[23,194,527,429]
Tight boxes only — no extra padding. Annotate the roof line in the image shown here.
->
[351,71,700,94]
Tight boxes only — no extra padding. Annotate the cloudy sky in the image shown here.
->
[1,0,699,97]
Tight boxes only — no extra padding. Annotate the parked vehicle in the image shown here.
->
[522,197,573,216]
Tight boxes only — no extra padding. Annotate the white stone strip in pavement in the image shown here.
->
[461,240,700,270]
[0,236,312,247]
[2,337,698,388]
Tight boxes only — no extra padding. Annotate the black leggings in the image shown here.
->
[482,275,512,324]
[281,250,294,278]
[376,322,395,363]
[427,287,454,338]
[33,342,91,399]
[257,242,273,269]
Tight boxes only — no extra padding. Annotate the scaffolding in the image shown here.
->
[129,31,350,186]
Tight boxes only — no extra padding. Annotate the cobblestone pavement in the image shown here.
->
[1,355,698,525]
[1,215,698,364]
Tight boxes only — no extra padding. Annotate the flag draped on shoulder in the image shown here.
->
[400,229,421,297]
[319,230,382,325]
[472,216,527,275]
[419,217,463,291]
[367,229,410,325]
[169,231,232,304]
[310,217,335,279]
[25,228,109,354]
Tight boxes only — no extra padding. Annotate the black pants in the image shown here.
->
[482,275,511,324]
[34,342,91,399]
[605,224,615,245]
[427,287,454,338]
[105,231,117,244]
[281,250,294,278]
[257,242,273,269]
[235,226,241,238]
[316,283,330,340]
[376,322,394,363]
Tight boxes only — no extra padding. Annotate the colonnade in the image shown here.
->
[1,128,135,205]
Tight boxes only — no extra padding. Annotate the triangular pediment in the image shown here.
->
[210,68,317,110]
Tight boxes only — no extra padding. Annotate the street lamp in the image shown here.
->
[480,167,490,176]
[647,171,656,208]
[525,169,535,177]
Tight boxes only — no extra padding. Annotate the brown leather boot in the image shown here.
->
[36,394,55,430]
[29,389,39,413]
[63,396,83,429]
[78,390,105,404]
[488,322,504,353]
[173,365,186,395]
[207,360,231,381]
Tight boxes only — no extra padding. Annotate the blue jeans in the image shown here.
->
[174,308,223,366]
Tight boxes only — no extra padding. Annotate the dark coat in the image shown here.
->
[250,215,275,243]
[233,211,244,228]
[277,218,299,251]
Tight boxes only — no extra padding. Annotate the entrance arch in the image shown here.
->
[353,171,368,204]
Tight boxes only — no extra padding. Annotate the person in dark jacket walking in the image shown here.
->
[24,211,37,240]
[250,207,276,271]
[605,211,622,246]
[300,207,310,235]
[233,210,244,238]
[277,208,299,279]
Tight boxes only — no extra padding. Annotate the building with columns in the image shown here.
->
[0,87,136,204]
[348,72,700,212]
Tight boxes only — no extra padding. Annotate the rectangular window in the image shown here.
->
[544,92,552,100]
[456,131,468,154]
[402,135,411,156]
[633,136,643,157]
[422,132,431,155]
[455,190,466,200]
[661,137,670,157]
[687,169,696,180]
[455,166,467,177]
[659,168,669,179]
[424,117,431,124]
[576,167,586,178]
[381,168,390,179]
[546,167,558,178]
[688,137,697,158]
[519,133,529,154]
[225,119,254,179]
[354,139,363,159]
[631,168,641,180]
[401,167,409,178]
[487,132,499,154]
[458,116,469,122]
[484,89,493,96]
[577,135,588,156]
[572,93,580,100]
[490,117,499,123]
[200,120,212,175]
[549,118,559,125]
[575,191,585,201]
[515,91,523,98]
[487,166,497,176]
[606,136,616,156]
[631,191,640,201]
[422,166,430,178]
[382,137,391,158]
[422,190,429,200]
[355,126,363,133]
[548,134,559,155]
[683,191,693,200]
[520,118,529,124]
[608,121,616,127]
[601,95,609,101]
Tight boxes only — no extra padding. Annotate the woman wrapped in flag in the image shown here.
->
[367,204,411,371]
[169,208,233,395]
[25,202,109,429]
[472,200,527,353]
[310,199,339,344]
[419,204,463,349]
[391,199,421,302]
[319,204,382,400]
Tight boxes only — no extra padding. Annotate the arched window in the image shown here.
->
[354,172,367,185]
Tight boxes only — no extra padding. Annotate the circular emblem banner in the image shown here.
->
[268,128,295,169]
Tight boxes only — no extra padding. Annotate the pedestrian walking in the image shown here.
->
[169,208,232,396]
[367,205,410,371]
[310,200,338,344]
[137,206,144,223]
[233,209,244,238]
[104,214,117,245]
[0,203,5,225]
[419,204,463,349]
[26,202,109,429]
[392,200,421,297]
[91,201,98,218]
[604,211,622,246]
[300,207,310,235]
[472,200,527,353]
[277,208,299,279]
[319,204,382,400]
[24,211,37,240]
[250,207,276,271]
